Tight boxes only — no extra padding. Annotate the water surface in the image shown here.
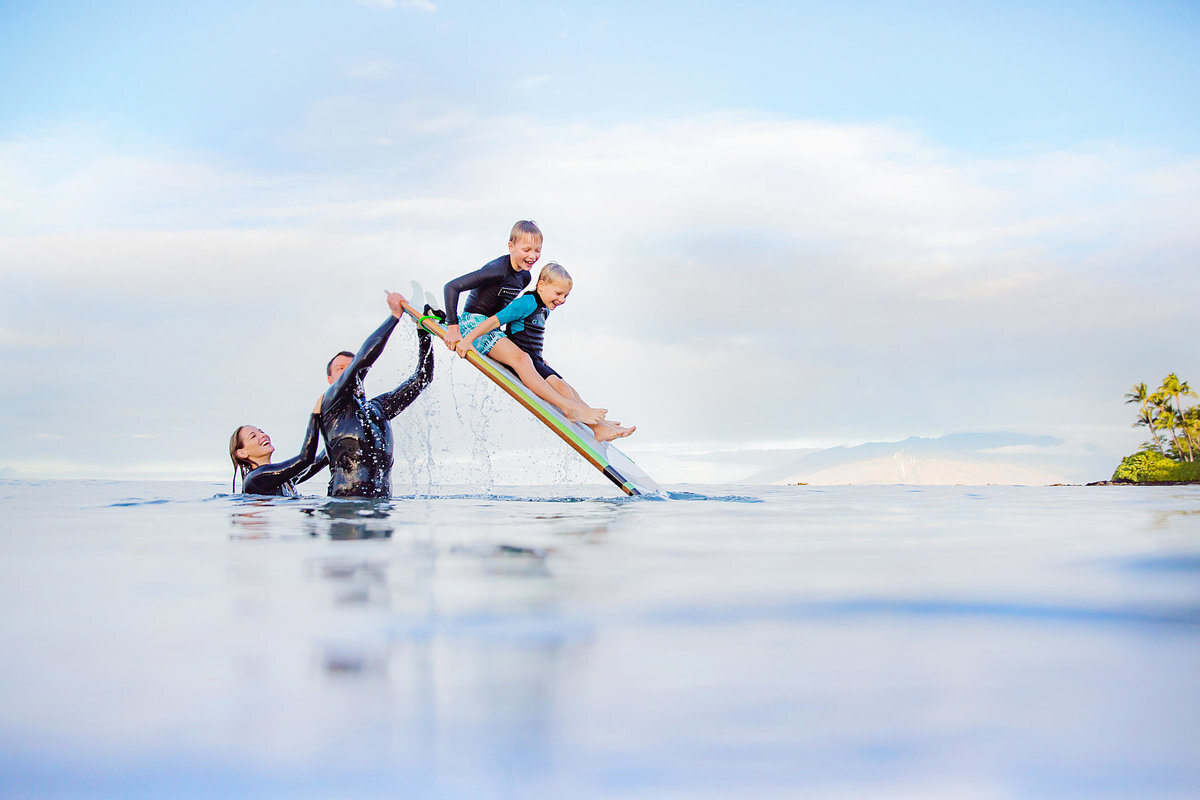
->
[1,480,1197,798]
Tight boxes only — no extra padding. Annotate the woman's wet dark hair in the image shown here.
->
[229,425,254,491]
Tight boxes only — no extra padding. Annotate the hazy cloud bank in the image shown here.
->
[2,114,1196,480]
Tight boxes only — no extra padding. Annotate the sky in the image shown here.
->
[1,0,1198,484]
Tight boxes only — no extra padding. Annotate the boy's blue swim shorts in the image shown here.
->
[459,312,504,355]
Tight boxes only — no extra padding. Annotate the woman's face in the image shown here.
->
[236,426,275,465]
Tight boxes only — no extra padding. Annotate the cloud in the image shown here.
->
[0,324,79,348]
[351,0,436,11]
[2,113,1197,480]
[513,75,551,92]
[345,59,398,80]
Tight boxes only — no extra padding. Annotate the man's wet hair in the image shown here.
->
[327,351,355,377]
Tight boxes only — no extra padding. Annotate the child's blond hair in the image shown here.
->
[538,262,572,285]
[510,220,542,242]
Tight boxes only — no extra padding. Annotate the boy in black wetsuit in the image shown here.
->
[457,263,635,443]
[442,220,538,354]
[441,221,605,425]
[319,290,434,498]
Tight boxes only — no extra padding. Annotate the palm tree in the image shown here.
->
[1150,400,1181,458]
[1185,407,1200,458]
[1150,389,1185,462]
[1159,374,1198,462]
[1125,382,1164,453]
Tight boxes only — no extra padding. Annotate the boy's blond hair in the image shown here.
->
[538,262,572,285]
[510,220,542,243]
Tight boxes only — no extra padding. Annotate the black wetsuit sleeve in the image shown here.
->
[242,413,323,496]
[443,260,506,326]
[294,450,328,485]
[371,327,435,420]
[322,315,400,414]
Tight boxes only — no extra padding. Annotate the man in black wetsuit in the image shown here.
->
[318,291,434,498]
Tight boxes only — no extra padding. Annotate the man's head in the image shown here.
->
[326,351,355,385]
[535,262,573,310]
[508,220,543,273]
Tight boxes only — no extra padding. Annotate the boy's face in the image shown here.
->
[537,277,572,309]
[507,235,542,272]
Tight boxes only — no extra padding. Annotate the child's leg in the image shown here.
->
[545,375,584,406]
[546,375,636,442]
[487,340,607,424]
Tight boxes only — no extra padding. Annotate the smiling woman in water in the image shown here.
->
[229,396,326,496]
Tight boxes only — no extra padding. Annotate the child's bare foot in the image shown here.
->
[564,403,607,425]
[593,422,636,442]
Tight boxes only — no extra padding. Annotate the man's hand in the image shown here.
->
[385,290,408,318]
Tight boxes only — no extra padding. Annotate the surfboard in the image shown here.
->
[401,282,661,497]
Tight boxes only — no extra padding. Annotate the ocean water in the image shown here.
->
[0,479,1197,799]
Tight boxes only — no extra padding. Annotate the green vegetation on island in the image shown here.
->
[1114,373,1199,483]
[1112,449,1200,482]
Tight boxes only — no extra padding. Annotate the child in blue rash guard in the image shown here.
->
[443,221,606,426]
[456,262,635,443]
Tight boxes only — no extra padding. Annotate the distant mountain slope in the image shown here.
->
[745,433,1110,485]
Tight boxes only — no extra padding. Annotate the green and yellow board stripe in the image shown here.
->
[403,300,640,496]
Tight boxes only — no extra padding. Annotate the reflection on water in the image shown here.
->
[229,500,276,538]
[226,489,606,764]
[1,481,1198,798]
[278,496,586,779]
[230,497,396,539]
[228,491,627,542]
[312,498,396,540]
[1149,506,1200,530]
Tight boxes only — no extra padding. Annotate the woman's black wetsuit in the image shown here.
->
[242,413,327,497]
[442,255,532,326]
[319,316,434,498]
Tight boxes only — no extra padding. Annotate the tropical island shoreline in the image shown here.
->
[1086,479,1200,486]
[1098,373,1199,485]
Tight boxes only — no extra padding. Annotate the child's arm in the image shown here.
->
[443,268,493,326]
[453,294,537,358]
[443,323,462,351]
[442,263,501,350]
[454,314,501,358]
